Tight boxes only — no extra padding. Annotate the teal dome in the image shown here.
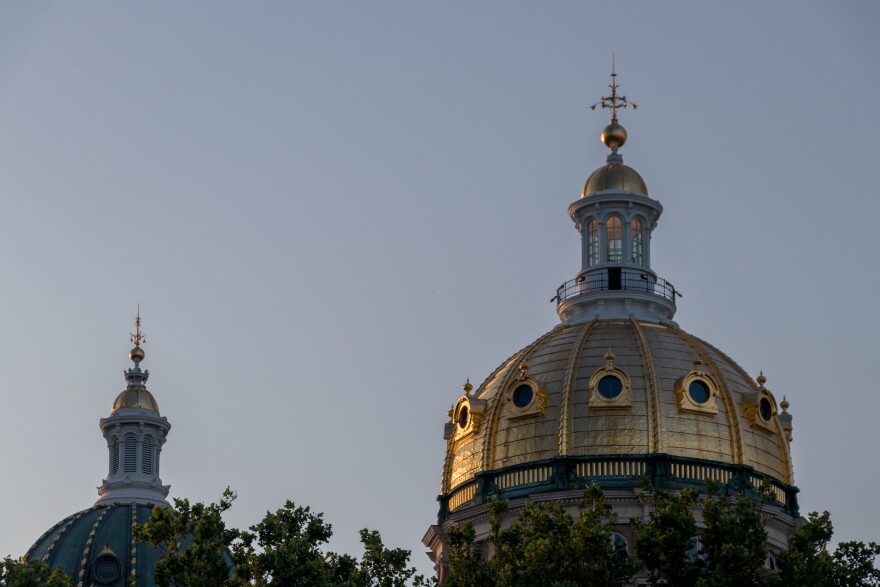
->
[26,503,165,587]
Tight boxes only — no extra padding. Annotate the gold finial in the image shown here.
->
[604,350,616,364]
[757,371,767,387]
[590,56,636,150]
[518,362,530,379]
[131,306,145,348]
[462,378,473,394]
[780,396,790,411]
[590,55,637,122]
[129,307,146,364]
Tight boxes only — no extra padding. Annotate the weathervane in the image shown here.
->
[130,306,145,348]
[590,55,637,123]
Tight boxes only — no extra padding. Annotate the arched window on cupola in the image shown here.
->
[124,433,137,473]
[111,438,120,474]
[142,436,154,474]
[587,219,599,266]
[606,216,623,262]
[631,218,643,265]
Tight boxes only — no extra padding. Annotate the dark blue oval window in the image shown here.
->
[458,406,469,428]
[513,384,534,408]
[598,375,623,399]
[91,553,121,585]
[688,380,710,404]
[759,398,772,421]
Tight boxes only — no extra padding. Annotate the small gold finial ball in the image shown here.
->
[130,346,145,363]
[780,396,790,411]
[601,122,627,149]
[757,372,767,386]
[462,379,473,394]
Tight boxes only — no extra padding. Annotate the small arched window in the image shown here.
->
[124,433,137,473]
[142,436,153,474]
[587,219,599,266]
[631,218,643,265]
[606,217,622,262]
[111,438,120,474]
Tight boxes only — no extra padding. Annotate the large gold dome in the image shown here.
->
[442,319,793,496]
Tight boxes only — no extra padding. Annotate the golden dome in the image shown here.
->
[112,387,159,413]
[583,159,648,197]
[442,319,793,495]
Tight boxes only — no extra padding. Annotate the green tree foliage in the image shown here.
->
[132,487,241,587]
[632,486,702,586]
[133,489,432,587]
[772,511,880,587]
[445,486,636,587]
[0,557,71,587]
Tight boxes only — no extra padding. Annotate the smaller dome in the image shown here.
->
[112,387,159,413]
[583,158,648,197]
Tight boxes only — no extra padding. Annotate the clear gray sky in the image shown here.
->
[1,1,878,577]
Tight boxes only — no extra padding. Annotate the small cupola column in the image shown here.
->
[555,68,679,325]
[96,313,172,507]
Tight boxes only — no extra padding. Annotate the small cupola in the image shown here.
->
[555,67,679,325]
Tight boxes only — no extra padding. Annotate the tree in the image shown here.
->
[0,557,71,587]
[445,486,636,587]
[134,489,432,587]
[132,487,241,587]
[632,486,702,587]
[772,511,880,587]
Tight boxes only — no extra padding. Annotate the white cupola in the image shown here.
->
[555,70,679,325]
[95,314,172,506]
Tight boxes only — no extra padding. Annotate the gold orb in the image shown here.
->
[129,346,145,363]
[601,122,627,149]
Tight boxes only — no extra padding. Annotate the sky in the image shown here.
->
[1,1,879,578]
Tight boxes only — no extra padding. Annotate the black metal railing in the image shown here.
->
[552,270,681,305]
[438,454,799,523]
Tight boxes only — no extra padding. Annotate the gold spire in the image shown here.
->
[129,308,145,364]
[590,57,637,150]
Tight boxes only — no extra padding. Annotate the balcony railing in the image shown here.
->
[438,454,799,523]
[552,270,681,305]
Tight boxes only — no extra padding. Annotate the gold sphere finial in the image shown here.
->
[601,122,627,149]
[604,350,616,363]
[129,346,145,363]
[780,396,790,411]
[462,378,473,394]
[757,371,767,386]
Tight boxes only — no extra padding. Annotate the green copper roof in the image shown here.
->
[27,503,164,587]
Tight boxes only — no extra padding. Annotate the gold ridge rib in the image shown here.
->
[630,318,660,453]
[558,319,597,456]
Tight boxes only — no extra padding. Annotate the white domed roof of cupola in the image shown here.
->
[442,319,793,495]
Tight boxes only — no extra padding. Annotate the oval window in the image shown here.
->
[91,553,121,585]
[598,375,623,399]
[759,397,772,421]
[688,380,710,404]
[458,405,469,428]
[513,384,534,408]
